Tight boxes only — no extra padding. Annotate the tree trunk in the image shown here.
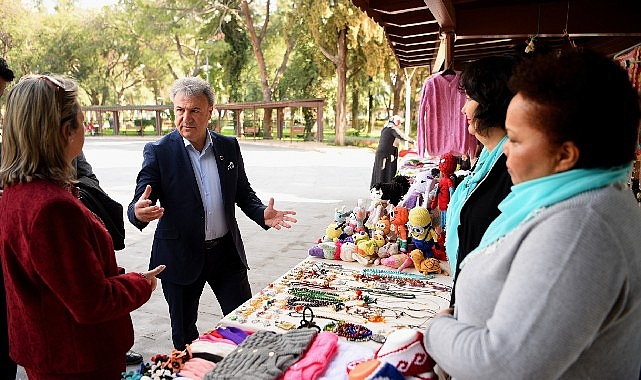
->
[392,74,404,116]
[351,84,359,132]
[335,25,348,146]
[239,0,273,138]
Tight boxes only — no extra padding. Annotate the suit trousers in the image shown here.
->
[161,233,252,349]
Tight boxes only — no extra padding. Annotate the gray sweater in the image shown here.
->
[425,184,641,379]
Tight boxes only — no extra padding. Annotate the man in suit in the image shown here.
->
[128,77,297,350]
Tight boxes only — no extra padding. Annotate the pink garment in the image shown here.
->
[280,331,339,380]
[417,72,476,158]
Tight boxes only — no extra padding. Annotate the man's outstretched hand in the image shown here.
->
[264,197,297,230]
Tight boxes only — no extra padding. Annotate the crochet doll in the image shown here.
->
[400,206,440,272]
[400,170,435,210]
[389,205,409,252]
[430,153,457,231]
[349,199,367,234]
[364,187,388,231]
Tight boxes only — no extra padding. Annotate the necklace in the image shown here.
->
[333,322,373,342]
[361,268,432,280]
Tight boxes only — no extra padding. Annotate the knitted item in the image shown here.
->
[178,358,216,379]
[203,329,317,380]
[189,340,237,358]
[216,327,250,345]
[347,359,405,380]
[281,331,338,380]
[374,329,435,377]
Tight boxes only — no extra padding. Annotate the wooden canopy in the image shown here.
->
[350,0,641,71]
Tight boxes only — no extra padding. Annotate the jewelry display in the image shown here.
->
[217,257,452,344]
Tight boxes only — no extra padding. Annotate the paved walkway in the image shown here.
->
[15,136,375,378]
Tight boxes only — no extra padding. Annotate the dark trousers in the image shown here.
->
[161,234,252,349]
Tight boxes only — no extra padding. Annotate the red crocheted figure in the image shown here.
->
[430,153,457,231]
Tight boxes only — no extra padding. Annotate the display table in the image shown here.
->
[217,256,452,346]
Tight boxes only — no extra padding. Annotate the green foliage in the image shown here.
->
[0,0,421,139]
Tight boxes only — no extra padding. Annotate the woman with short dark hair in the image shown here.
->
[425,50,641,379]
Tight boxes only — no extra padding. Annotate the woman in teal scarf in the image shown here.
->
[425,50,641,379]
[445,56,517,299]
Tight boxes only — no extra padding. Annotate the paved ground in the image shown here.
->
[15,135,375,378]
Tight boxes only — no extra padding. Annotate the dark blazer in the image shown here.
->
[128,130,268,285]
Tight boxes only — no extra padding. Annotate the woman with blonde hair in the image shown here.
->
[0,74,164,379]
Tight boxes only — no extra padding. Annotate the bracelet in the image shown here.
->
[137,272,148,281]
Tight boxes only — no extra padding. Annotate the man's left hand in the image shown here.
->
[264,197,297,230]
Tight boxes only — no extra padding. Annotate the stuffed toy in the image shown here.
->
[407,207,439,258]
[430,153,457,231]
[339,241,357,262]
[349,199,367,234]
[374,216,392,239]
[377,241,399,259]
[401,206,440,272]
[410,249,442,275]
[320,222,343,243]
[372,229,387,251]
[364,187,388,231]
[334,206,351,230]
[389,205,409,252]
[308,241,337,260]
[371,175,411,206]
[400,170,436,210]
[381,252,409,269]
[354,237,379,265]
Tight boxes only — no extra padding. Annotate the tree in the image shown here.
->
[237,0,298,138]
[298,0,388,145]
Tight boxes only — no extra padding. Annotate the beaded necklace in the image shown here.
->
[333,322,373,341]
[361,268,432,280]
[288,288,346,301]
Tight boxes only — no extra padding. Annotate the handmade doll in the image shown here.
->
[349,199,367,234]
[381,252,409,269]
[365,187,387,231]
[389,205,409,252]
[400,170,435,210]
[430,153,457,231]
[400,206,440,272]
[371,176,411,206]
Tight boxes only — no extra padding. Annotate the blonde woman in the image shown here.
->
[0,74,164,379]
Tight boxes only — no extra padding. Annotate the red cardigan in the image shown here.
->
[0,179,151,374]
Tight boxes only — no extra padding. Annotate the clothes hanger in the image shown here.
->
[441,65,455,76]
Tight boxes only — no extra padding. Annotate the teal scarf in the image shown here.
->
[461,164,631,268]
[445,136,508,276]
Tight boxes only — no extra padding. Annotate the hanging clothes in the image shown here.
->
[417,71,476,158]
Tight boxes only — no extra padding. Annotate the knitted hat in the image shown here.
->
[374,329,435,377]
[216,326,250,345]
[203,329,317,380]
[348,359,405,380]
[281,331,338,380]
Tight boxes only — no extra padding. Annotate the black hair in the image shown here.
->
[0,57,15,82]
[509,49,641,169]
[458,55,519,136]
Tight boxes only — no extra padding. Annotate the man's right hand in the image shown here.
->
[133,184,164,222]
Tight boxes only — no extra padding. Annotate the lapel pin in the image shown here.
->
[228,162,235,170]
[219,155,225,161]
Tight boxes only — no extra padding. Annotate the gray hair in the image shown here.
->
[169,77,215,106]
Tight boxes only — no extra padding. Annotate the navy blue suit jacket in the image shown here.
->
[127,130,268,285]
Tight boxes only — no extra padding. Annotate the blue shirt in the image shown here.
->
[183,134,228,240]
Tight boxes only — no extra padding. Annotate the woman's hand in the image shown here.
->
[140,265,165,292]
